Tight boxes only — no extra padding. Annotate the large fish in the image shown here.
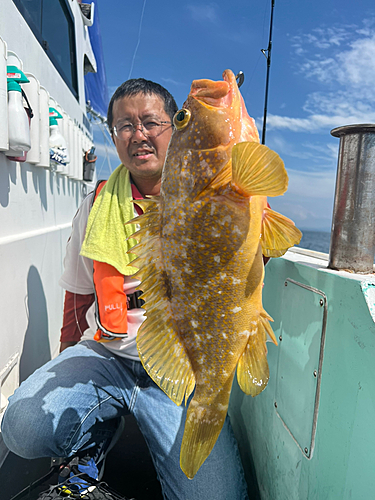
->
[129,70,302,478]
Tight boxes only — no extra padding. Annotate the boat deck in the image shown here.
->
[0,414,163,500]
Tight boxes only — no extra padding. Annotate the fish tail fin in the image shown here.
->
[180,380,233,479]
[231,142,288,197]
[237,313,276,397]
[261,207,302,257]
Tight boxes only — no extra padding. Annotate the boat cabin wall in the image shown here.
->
[0,0,99,464]
[0,0,96,129]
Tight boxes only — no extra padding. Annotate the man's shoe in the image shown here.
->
[56,417,126,495]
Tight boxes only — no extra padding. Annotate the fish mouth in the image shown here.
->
[190,69,238,108]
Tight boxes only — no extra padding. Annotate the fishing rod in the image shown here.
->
[261,0,275,145]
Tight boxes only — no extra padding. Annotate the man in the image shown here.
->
[1,79,249,499]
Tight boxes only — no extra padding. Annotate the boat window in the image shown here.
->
[13,0,78,99]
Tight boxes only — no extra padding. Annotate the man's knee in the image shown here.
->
[1,396,55,459]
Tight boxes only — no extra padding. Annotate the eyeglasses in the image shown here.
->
[112,119,172,140]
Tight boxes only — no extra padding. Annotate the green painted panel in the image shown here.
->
[275,279,326,458]
[229,256,375,500]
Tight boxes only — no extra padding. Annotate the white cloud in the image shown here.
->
[300,34,375,93]
[108,85,119,98]
[286,168,336,199]
[186,3,220,25]
[160,77,187,87]
[94,141,119,161]
[302,141,338,162]
[265,106,375,132]
[290,25,355,55]
[267,134,338,164]
[269,22,375,133]
[269,169,336,230]
[263,23,375,230]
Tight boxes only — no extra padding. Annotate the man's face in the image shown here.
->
[111,93,173,183]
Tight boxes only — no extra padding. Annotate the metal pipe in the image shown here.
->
[329,124,375,273]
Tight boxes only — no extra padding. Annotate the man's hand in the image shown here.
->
[60,341,78,353]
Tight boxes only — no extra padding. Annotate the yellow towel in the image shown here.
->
[80,164,138,276]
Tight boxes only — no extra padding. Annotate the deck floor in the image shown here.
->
[0,414,163,500]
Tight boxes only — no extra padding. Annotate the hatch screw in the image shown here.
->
[274,401,278,408]
[279,335,282,341]
[320,298,324,306]
[304,447,309,455]
[313,370,317,378]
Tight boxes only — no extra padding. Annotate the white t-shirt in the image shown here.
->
[59,192,145,360]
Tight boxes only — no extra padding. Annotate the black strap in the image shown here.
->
[21,88,33,119]
[127,290,144,309]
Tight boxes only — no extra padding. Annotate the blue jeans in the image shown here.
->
[1,340,249,500]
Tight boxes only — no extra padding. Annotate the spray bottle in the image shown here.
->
[5,65,31,161]
[49,107,69,173]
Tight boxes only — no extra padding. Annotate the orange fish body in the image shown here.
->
[130,70,301,478]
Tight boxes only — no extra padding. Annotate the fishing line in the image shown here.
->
[88,116,115,178]
[243,1,269,102]
[243,52,262,99]
[73,217,86,340]
[262,0,270,43]
[97,122,115,177]
[128,0,147,80]
[71,119,117,339]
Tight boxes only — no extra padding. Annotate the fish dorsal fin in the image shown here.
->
[237,314,275,397]
[261,207,302,257]
[231,142,288,197]
[129,202,196,406]
[133,197,160,212]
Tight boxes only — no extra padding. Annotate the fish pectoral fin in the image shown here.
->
[231,142,288,197]
[180,378,233,479]
[261,207,302,257]
[237,315,275,396]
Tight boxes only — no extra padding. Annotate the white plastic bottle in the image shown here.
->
[49,107,69,173]
[5,80,31,156]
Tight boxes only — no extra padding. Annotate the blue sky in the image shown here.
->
[92,0,375,231]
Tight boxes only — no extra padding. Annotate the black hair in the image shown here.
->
[107,78,178,130]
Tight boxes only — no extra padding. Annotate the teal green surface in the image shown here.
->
[229,257,375,500]
[275,279,326,459]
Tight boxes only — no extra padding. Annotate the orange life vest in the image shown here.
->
[91,180,143,342]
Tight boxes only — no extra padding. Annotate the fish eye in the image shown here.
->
[173,109,191,130]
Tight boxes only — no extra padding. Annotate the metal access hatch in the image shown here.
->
[274,278,327,459]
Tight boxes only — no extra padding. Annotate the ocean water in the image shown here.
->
[296,230,331,254]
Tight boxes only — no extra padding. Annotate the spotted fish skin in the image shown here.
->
[130,70,302,478]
